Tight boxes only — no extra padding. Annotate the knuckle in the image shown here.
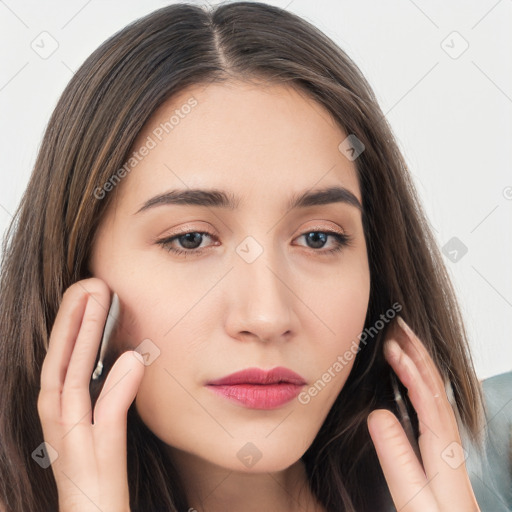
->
[83,305,107,327]
[394,446,419,469]
[75,310,107,344]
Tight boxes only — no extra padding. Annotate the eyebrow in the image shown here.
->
[133,185,363,215]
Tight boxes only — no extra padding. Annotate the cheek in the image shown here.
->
[309,253,370,349]
[330,273,370,346]
[296,259,370,401]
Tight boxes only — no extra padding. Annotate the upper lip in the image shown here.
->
[207,366,306,386]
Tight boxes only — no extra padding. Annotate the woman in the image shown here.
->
[0,2,487,511]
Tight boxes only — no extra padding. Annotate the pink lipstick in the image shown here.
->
[206,367,306,409]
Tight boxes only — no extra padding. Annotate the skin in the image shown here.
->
[37,81,480,511]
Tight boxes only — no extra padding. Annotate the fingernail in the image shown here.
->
[384,339,401,363]
[396,315,414,339]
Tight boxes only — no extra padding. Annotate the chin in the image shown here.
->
[161,431,310,474]
[205,436,311,474]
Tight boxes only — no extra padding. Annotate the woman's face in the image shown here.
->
[89,80,370,473]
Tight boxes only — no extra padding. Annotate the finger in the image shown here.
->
[395,316,446,399]
[39,285,90,418]
[384,336,478,511]
[386,320,457,446]
[42,289,88,388]
[61,280,111,422]
[385,339,441,433]
[93,351,145,502]
[93,351,145,430]
[368,409,438,512]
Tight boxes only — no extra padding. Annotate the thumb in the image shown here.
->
[92,351,145,494]
[368,409,437,511]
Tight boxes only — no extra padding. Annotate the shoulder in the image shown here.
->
[467,370,512,511]
[481,371,512,409]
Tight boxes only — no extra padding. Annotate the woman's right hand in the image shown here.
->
[37,278,145,512]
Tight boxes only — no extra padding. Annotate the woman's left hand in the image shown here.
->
[367,316,481,512]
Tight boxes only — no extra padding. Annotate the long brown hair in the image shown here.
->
[0,2,484,511]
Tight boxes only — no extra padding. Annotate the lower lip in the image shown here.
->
[206,383,304,409]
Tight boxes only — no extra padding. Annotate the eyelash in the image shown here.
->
[156,229,353,257]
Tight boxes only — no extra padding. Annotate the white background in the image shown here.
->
[0,0,510,380]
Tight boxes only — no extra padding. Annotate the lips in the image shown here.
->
[206,366,307,386]
[206,367,307,409]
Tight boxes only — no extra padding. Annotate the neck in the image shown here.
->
[166,446,325,512]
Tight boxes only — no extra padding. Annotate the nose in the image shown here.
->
[224,250,297,344]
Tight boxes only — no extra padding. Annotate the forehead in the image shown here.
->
[115,80,361,210]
